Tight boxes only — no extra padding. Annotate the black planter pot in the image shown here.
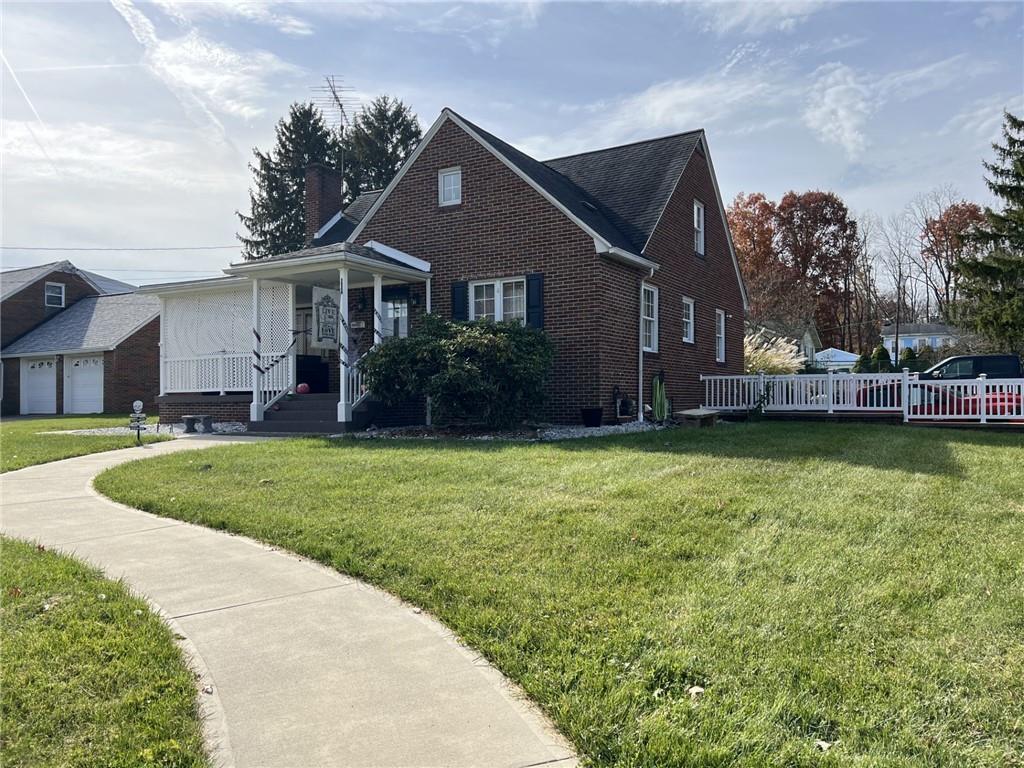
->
[580,407,604,428]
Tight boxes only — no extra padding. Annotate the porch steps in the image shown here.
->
[246,392,374,435]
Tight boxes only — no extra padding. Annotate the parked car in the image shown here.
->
[854,379,1023,417]
[917,354,1022,380]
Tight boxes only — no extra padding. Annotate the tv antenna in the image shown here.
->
[311,75,361,197]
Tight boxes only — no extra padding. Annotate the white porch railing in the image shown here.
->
[164,351,293,405]
[348,349,372,409]
[702,371,1024,424]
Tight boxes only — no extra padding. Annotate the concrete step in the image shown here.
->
[246,419,346,434]
[265,409,339,422]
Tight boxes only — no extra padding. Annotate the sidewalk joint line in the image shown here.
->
[55,521,186,546]
[170,583,352,620]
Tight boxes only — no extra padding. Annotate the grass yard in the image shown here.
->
[0,415,169,473]
[0,537,208,768]
[95,422,1024,767]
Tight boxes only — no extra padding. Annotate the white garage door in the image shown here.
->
[21,357,57,414]
[64,355,104,414]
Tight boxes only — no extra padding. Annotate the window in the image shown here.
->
[642,284,659,352]
[929,336,939,348]
[693,200,705,255]
[470,278,526,323]
[382,298,409,339]
[438,167,462,206]
[715,309,726,363]
[44,282,65,308]
[681,296,694,343]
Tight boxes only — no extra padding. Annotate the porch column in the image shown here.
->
[288,282,297,389]
[158,297,166,396]
[338,267,351,422]
[425,277,432,426]
[250,278,263,422]
[373,273,384,346]
[425,277,432,313]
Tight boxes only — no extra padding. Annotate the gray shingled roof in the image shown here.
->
[545,131,702,253]
[313,190,383,246]
[237,241,423,272]
[310,111,705,260]
[1,260,135,300]
[881,322,959,336]
[2,293,159,356]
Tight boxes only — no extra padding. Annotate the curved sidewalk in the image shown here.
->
[0,437,577,768]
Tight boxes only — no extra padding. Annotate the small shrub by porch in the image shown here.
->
[359,315,554,428]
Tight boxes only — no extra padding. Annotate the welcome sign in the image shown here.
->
[311,286,341,350]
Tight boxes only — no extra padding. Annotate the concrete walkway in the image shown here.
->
[0,437,577,768]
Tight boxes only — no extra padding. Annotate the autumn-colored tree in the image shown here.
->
[774,191,860,349]
[917,198,985,320]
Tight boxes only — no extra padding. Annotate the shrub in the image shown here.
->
[852,352,872,373]
[744,328,806,374]
[359,315,554,428]
[870,344,894,373]
[900,346,918,365]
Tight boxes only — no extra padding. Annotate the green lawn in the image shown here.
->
[0,537,208,768]
[95,422,1024,767]
[0,415,170,473]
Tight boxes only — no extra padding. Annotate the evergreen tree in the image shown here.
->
[341,96,421,201]
[957,111,1024,353]
[870,344,893,373]
[237,103,342,260]
[852,352,872,373]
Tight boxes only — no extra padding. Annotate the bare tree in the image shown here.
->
[879,209,926,323]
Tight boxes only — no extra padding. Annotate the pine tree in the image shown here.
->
[957,111,1024,353]
[341,96,421,201]
[870,344,893,373]
[237,103,342,260]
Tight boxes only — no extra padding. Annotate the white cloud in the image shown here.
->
[937,93,1024,141]
[411,1,544,53]
[691,1,827,35]
[1,119,240,190]
[110,0,303,140]
[803,63,873,159]
[151,0,313,36]
[974,3,1018,28]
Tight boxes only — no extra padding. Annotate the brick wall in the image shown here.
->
[639,145,746,410]
[103,318,160,414]
[1,359,19,416]
[357,118,606,423]
[304,164,343,245]
[157,395,251,424]
[1,270,97,348]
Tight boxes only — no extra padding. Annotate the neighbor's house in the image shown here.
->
[0,261,159,416]
[142,108,748,431]
[814,347,860,372]
[750,319,821,366]
[881,322,959,358]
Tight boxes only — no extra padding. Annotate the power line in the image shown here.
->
[1,245,239,252]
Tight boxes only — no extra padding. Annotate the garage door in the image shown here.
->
[22,358,57,414]
[65,355,104,414]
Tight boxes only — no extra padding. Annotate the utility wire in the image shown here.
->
[1,245,239,252]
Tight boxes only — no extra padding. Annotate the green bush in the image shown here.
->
[852,352,872,373]
[900,346,918,365]
[359,315,554,427]
[870,344,894,373]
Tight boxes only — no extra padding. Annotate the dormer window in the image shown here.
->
[44,282,65,308]
[438,167,462,206]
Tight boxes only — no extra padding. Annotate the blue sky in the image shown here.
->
[2,1,1021,284]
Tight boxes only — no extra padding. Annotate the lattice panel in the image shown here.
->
[163,281,292,358]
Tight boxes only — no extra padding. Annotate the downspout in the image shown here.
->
[638,267,655,423]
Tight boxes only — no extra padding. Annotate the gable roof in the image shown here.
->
[312,190,383,246]
[2,292,159,357]
[880,322,959,337]
[1,260,135,301]
[544,131,702,254]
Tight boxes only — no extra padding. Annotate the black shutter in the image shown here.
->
[451,281,469,321]
[526,273,544,329]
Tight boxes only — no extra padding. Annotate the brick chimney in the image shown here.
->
[304,163,343,245]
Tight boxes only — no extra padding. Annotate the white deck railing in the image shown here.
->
[702,371,1024,424]
[164,351,292,400]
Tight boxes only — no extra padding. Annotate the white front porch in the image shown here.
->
[152,243,431,429]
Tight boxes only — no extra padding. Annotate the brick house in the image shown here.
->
[0,261,160,416]
[144,109,747,430]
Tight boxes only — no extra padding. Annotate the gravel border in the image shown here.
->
[335,420,664,442]
[43,422,248,437]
